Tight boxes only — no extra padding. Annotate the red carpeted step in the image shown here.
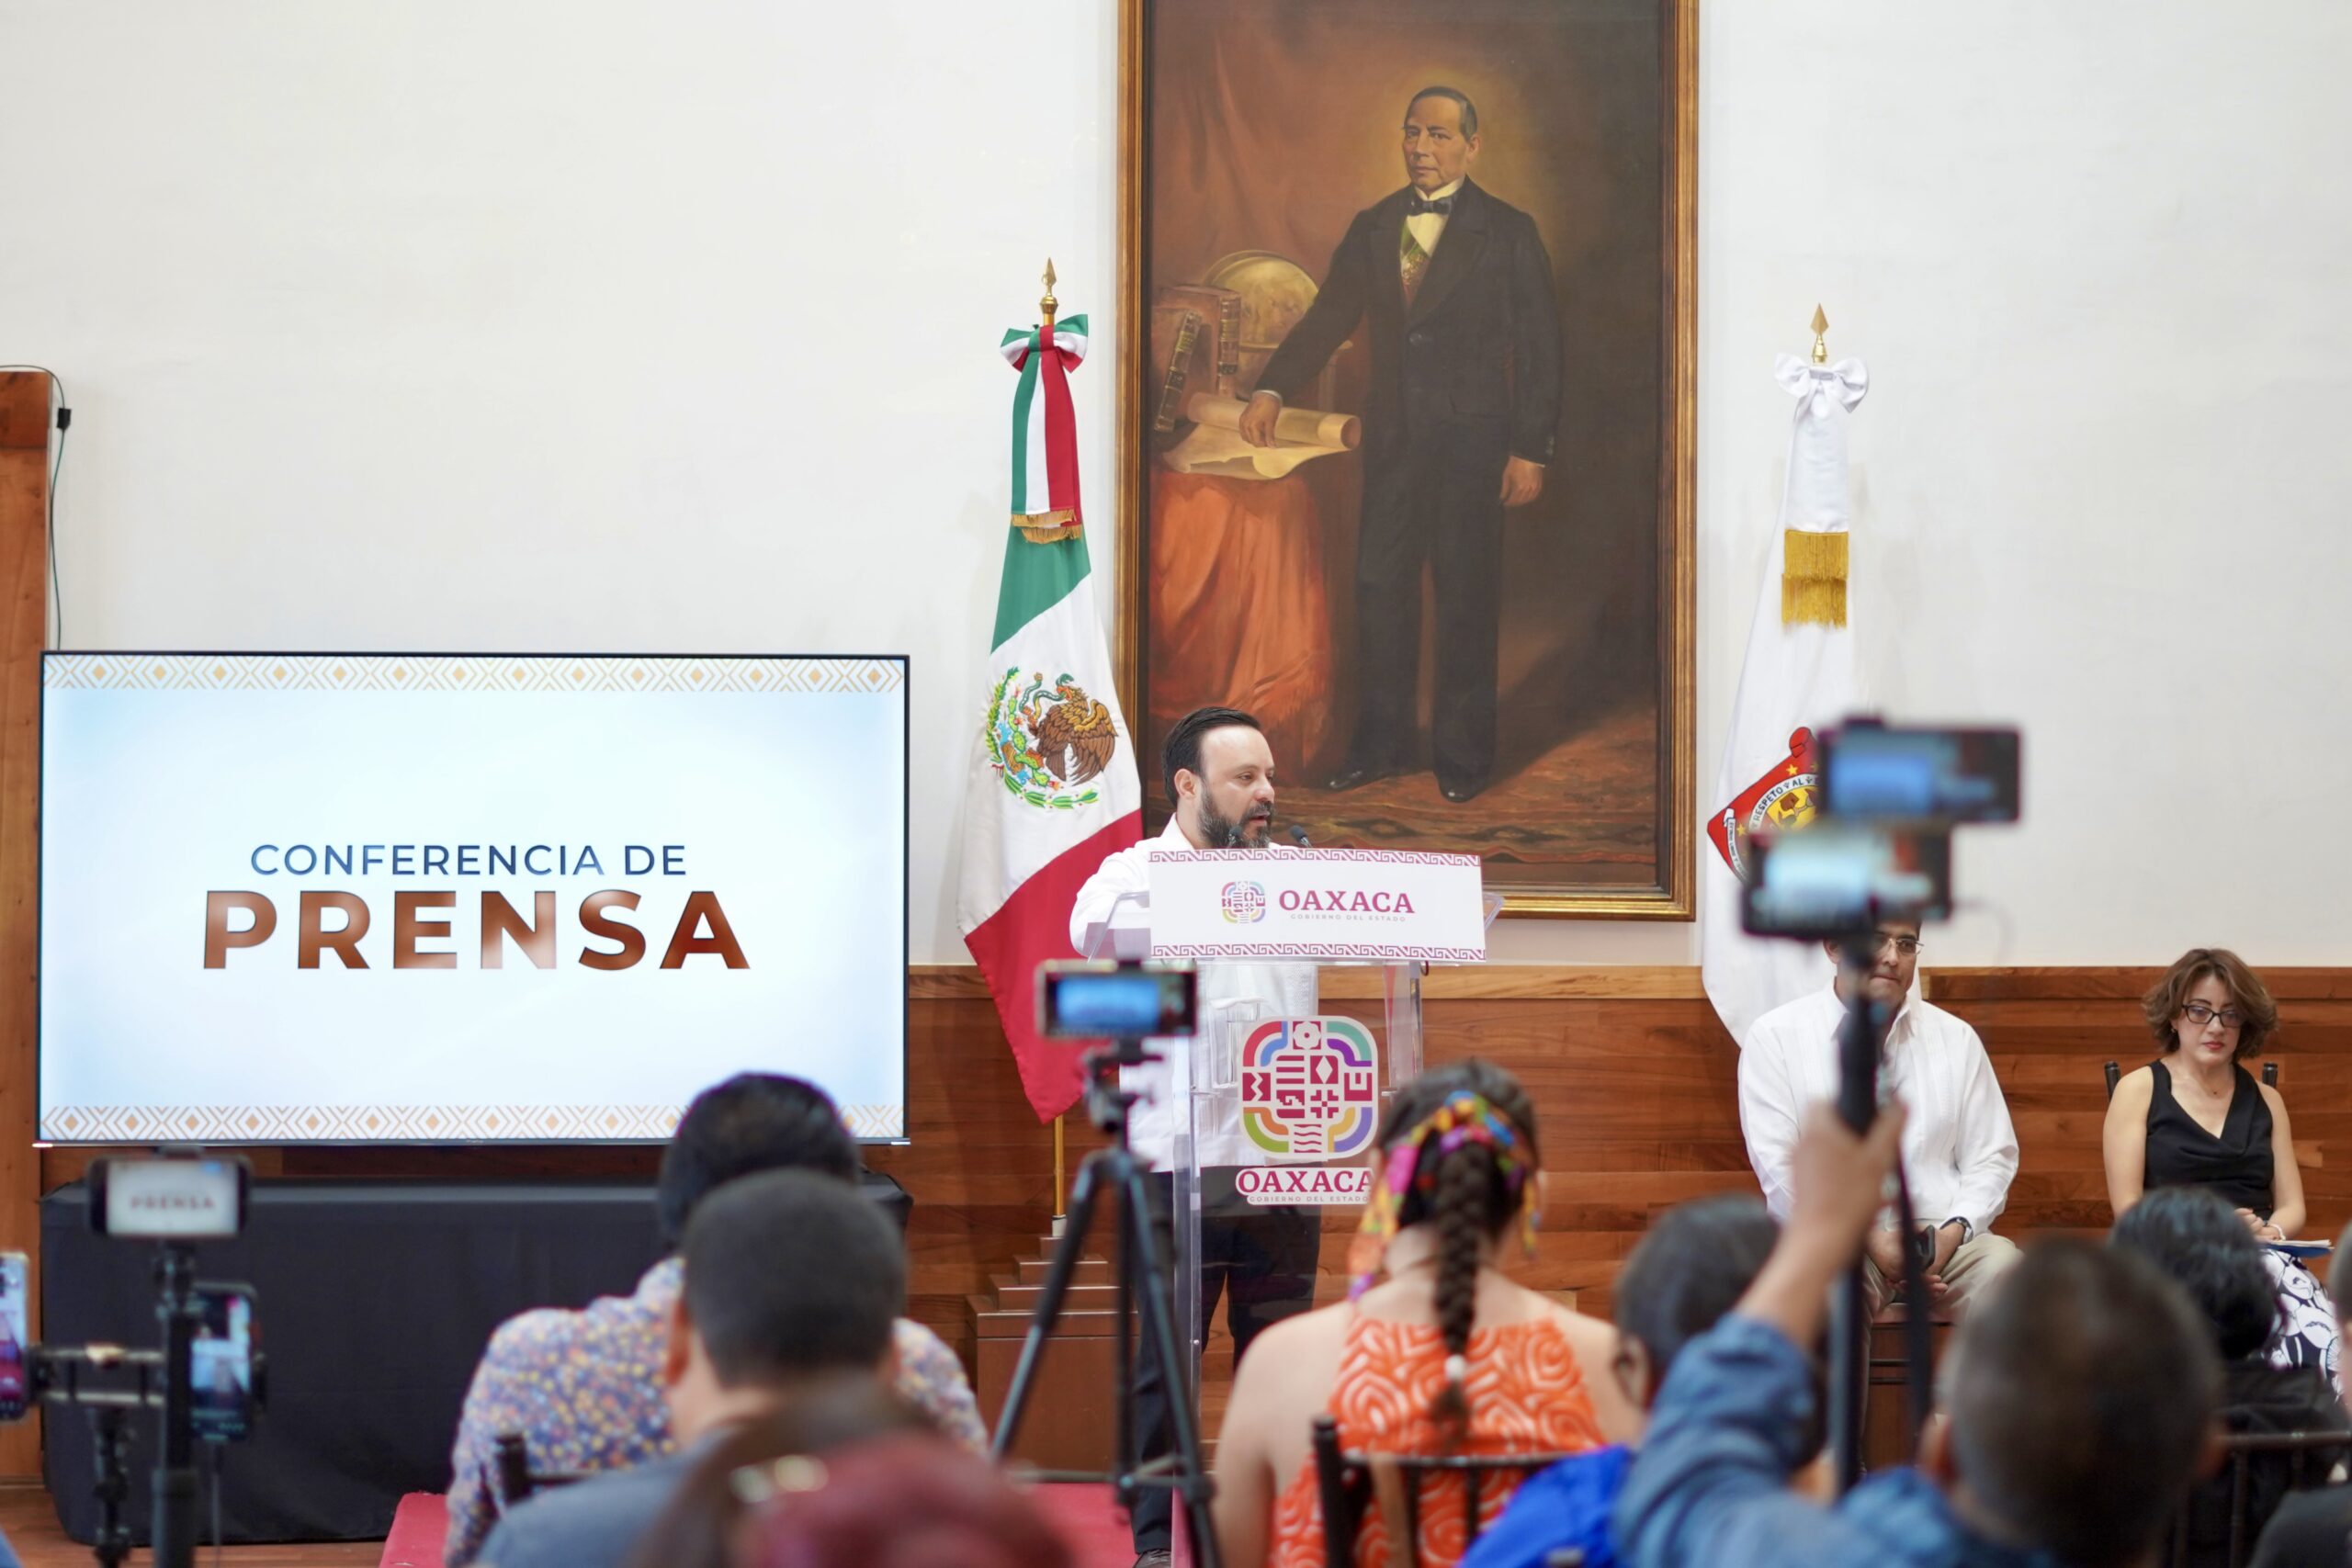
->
[379,1493,447,1568]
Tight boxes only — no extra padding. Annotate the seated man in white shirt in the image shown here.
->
[1738,921,2020,1314]
[1069,704,1318,1568]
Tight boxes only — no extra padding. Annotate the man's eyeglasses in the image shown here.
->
[2181,1002,2245,1030]
[1871,932,1922,957]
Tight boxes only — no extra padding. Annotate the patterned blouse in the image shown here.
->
[1268,1313,1607,1568]
[444,1258,985,1566]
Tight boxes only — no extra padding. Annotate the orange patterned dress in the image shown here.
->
[1266,1312,1608,1568]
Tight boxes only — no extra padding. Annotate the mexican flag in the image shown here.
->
[1700,351,1869,1044]
[958,310,1143,1121]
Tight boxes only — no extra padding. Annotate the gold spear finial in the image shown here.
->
[1039,259,1058,336]
[1810,304,1830,366]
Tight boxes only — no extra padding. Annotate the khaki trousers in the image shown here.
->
[1862,1231,2020,1317]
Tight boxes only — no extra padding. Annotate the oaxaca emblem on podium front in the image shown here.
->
[1240,1017,1379,1160]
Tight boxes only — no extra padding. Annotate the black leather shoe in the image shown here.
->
[1322,762,1396,792]
[1438,776,1488,803]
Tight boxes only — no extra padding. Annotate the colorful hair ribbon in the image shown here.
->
[1345,1090,1539,1300]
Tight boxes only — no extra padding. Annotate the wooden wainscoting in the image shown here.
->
[1926,967,2352,1246]
[28,962,2352,1482]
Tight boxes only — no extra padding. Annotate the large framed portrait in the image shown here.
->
[1114,0,1695,916]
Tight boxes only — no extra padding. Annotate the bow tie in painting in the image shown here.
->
[1406,194,1453,217]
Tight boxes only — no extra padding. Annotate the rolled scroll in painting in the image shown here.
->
[1159,392,1361,480]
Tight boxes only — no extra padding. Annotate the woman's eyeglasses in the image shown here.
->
[2181,1002,2245,1030]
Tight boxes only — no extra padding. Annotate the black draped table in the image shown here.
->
[38,1174,910,1544]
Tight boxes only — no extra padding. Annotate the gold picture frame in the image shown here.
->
[1114,0,1696,919]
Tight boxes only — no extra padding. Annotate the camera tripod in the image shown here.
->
[989,1040,1222,1568]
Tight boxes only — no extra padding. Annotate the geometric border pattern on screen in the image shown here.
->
[40,1102,905,1143]
[45,653,904,694]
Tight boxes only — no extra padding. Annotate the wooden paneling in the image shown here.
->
[24,956,2352,1488]
[0,374,49,1481]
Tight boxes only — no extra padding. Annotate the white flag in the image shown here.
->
[1701,353,1870,1043]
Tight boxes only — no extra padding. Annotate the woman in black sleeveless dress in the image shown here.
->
[2102,948,2337,1388]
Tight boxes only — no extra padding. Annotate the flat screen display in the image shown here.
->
[39,653,907,1143]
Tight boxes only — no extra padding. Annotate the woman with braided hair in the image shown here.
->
[1212,1060,1635,1568]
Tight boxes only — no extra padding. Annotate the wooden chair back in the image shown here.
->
[2164,1427,2352,1568]
[492,1430,591,1507]
[1311,1414,1579,1568]
[2103,1060,2278,1100]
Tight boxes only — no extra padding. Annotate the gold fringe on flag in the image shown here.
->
[1781,528,1849,627]
[1012,510,1081,545]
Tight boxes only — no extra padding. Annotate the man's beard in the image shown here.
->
[1201,798,1274,849]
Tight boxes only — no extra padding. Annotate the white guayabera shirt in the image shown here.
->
[1737,983,2019,1239]
[1068,815,1317,1173]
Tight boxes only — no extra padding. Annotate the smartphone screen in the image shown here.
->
[0,1253,28,1422]
[188,1287,254,1442]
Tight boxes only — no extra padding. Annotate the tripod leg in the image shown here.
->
[991,1156,1106,1461]
[1119,1158,1222,1568]
[1829,1263,1868,1492]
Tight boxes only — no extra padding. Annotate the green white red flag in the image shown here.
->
[959,309,1141,1120]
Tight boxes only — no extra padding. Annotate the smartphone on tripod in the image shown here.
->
[188,1285,258,1443]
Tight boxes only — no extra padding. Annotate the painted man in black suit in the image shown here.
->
[1239,86,1561,804]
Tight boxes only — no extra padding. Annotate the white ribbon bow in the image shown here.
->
[1773,353,1870,420]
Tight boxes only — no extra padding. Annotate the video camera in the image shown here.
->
[13,1149,267,1568]
[1740,721,2019,940]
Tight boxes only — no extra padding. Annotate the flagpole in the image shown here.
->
[1051,1113,1068,1235]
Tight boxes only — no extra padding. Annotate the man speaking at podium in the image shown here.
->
[1069,704,1319,1568]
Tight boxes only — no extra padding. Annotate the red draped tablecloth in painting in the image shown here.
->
[1148,468,1332,768]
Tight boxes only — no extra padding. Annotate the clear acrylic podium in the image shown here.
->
[1169,951,1435,1385]
[1164,929,1495,1565]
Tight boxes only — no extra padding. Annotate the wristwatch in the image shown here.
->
[1943,1217,1973,1246]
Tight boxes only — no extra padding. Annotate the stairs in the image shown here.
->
[972,1235,1235,1472]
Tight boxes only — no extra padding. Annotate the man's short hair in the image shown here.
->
[2109,1186,2279,1360]
[1160,705,1263,807]
[1407,85,1479,140]
[1945,1240,2221,1568]
[1614,1195,1779,1380]
[681,1168,904,1387]
[656,1074,858,1252]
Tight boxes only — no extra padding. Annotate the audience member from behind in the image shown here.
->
[728,1428,1073,1568]
[622,1374,935,1568]
[1738,921,2020,1314]
[478,1170,906,1568]
[1213,1060,1637,1568]
[2104,947,2340,1389]
[446,1075,983,1565]
[2249,1225,2352,1568]
[1616,1101,2223,1568]
[2109,1187,2343,1567]
[1459,1196,1784,1568]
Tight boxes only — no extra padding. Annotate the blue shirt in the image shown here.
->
[1458,1444,1632,1568]
[1612,1316,2054,1568]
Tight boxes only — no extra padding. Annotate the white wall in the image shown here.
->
[5,2,2347,966]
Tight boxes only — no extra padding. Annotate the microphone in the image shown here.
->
[1286,823,1312,849]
